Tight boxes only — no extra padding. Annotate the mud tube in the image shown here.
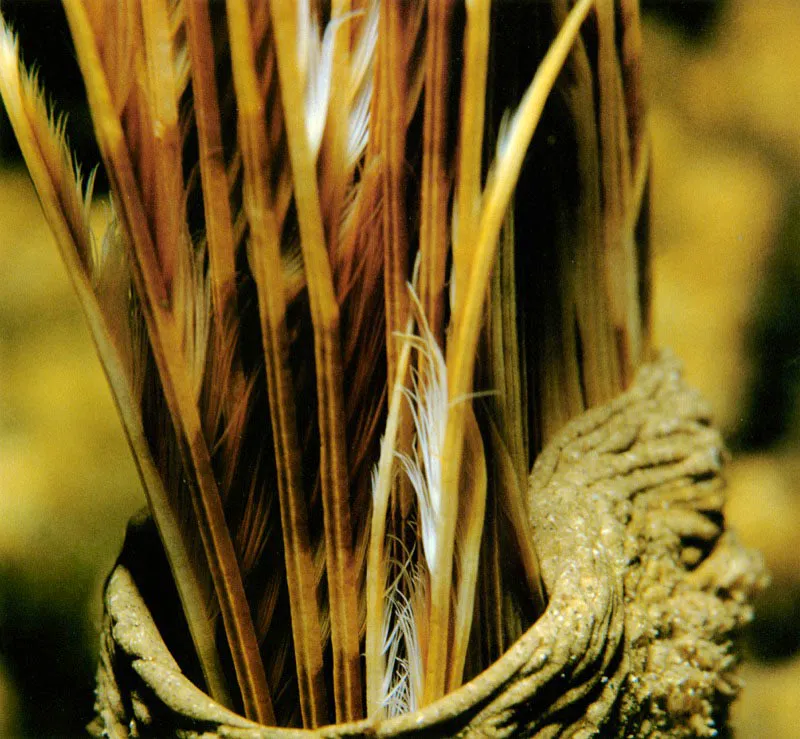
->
[90,355,766,738]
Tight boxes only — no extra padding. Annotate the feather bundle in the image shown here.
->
[0,0,649,728]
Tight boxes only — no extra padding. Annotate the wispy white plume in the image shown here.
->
[303,11,336,158]
[379,537,425,718]
[300,2,377,164]
[396,302,448,571]
[370,290,448,717]
[346,0,378,166]
[347,80,372,167]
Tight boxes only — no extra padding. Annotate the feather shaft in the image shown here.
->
[319,0,351,247]
[453,0,490,319]
[62,0,272,722]
[140,0,184,293]
[486,215,546,616]
[186,0,254,514]
[0,24,231,708]
[425,0,595,704]
[225,0,327,727]
[447,410,487,691]
[486,419,546,621]
[269,0,364,723]
[377,0,411,384]
[483,494,505,666]
[596,0,638,381]
[366,322,414,718]
[185,0,239,329]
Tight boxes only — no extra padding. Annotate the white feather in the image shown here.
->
[379,539,424,717]
[304,12,336,158]
[347,80,372,167]
[395,309,448,571]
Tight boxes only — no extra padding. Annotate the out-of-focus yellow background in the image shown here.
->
[645,2,800,736]
[1,1,799,736]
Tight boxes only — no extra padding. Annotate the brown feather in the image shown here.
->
[2,0,652,728]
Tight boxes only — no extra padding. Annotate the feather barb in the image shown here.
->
[424,0,596,705]
[0,20,231,708]
[226,0,327,727]
[62,0,273,722]
[269,0,364,723]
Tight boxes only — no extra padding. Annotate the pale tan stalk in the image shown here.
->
[0,24,231,708]
[62,0,272,722]
[484,496,505,663]
[490,217,527,488]
[374,0,418,531]
[269,1,364,723]
[619,0,645,172]
[424,0,596,705]
[453,0,490,319]
[447,411,487,691]
[365,326,414,718]
[629,132,651,350]
[186,0,252,503]
[552,2,617,424]
[630,133,650,235]
[225,0,327,727]
[419,0,453,343]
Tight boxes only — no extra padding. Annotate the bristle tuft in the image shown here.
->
[1,0,656,728]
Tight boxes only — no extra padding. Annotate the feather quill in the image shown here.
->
[269,0,364,722]
[366,317,414,717]
[425,0,596,704]
[0,21,231,708]
[0,0,654,728]
[225,0,326,726]
[375,0,421,385]
[453,0,490,322]
[185,0,238,331]
[62,0,273,721]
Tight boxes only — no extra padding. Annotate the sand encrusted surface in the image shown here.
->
[91,357,765,738]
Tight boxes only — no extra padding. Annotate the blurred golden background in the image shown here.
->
[1,1,799,736]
